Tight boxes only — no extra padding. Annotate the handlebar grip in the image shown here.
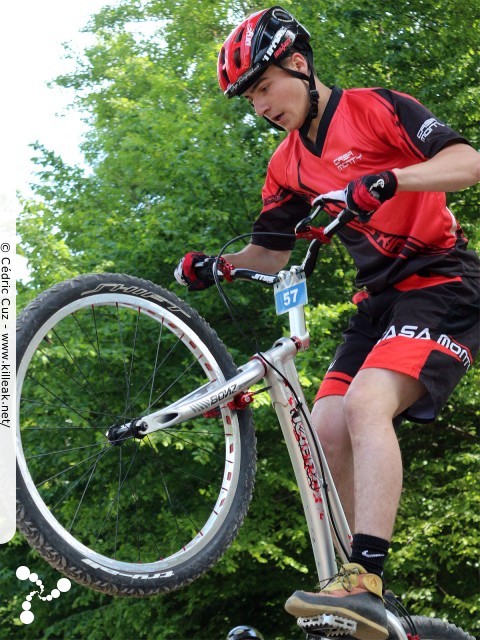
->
[195,263,220,283]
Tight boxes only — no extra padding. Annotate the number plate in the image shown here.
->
[274,279,308,315]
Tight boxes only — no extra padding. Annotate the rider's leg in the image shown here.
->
[311,396,355,531]
[312,369,424,555]
[343,367,425,541]
[286,369,425,640]
[287,282,479,638]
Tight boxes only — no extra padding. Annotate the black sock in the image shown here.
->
[349,533,389,577]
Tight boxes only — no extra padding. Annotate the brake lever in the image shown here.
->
[315,189,347,204]
[295,226,331,243]
[295,190,346,235]
[295,205,322,235]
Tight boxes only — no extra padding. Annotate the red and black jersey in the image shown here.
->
[252,86,479,293]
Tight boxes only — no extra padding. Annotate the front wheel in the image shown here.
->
[16,273,256,596]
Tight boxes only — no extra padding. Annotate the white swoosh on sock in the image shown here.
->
[362,550,385,558]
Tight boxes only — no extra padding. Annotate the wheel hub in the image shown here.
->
[106,418,148,445]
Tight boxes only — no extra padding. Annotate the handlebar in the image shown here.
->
[212,194,355,285]
[294,189,349,236]
[299,205,356,278]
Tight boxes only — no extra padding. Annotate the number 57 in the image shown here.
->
[284,288,298,307]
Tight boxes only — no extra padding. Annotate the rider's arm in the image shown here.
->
[393,143,480,193]
[223,243,291,273]
[174,245,291,291]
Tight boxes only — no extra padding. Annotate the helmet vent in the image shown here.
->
[272,8,292,22]
[233,48,241,68]
[234,27,244,43]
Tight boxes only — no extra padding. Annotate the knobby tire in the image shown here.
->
[16,273,256,596]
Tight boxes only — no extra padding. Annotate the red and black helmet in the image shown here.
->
[217,6,312,98]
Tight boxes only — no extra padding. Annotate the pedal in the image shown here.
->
[298,614,357,638]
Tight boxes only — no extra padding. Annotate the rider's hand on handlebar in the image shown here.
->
[343,171,398,221]
[174,252,233,291]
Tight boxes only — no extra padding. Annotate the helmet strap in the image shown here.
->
[285,63,319,137]
[267,61,319,136]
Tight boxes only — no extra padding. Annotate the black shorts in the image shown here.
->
[315,277,480,423]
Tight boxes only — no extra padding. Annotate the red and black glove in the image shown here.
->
[174,252,232,291]
[344,171,398,221]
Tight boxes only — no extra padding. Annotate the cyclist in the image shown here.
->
[175,6,480,639]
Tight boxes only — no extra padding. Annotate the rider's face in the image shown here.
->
[243,57,310,132]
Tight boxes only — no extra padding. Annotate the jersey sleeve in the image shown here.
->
[372,89,471,159]
[251,149,311,250]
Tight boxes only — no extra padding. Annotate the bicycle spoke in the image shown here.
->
[50,326,116,422]
[53,447,112,518]
[115,303,132,418]
[21,397,120,420]
[123,331,187,416]
[159,428,227,463]
[34,445,113,488]
[93,440,141,550]
[71,308,114,376]
[126,309,141,410]
[25,373,109,438]
[115,447,122,559]
[148,321,164,412]
[27,441,106,460]
[148,358,199,410]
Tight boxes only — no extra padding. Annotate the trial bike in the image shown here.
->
[16,194,474,639]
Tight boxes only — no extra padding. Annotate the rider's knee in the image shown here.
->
[343,383,366,423]
[311,397,349,453]
[343,376,396,434]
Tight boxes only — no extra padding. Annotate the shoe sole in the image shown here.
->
[285,597,388,640]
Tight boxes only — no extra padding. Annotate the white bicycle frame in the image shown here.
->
[136,263,408,638]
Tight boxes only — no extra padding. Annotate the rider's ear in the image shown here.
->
[289,51,309,74]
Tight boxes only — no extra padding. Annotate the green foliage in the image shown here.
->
[10,0,480,638]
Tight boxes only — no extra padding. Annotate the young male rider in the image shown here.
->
[175,7,480,639]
